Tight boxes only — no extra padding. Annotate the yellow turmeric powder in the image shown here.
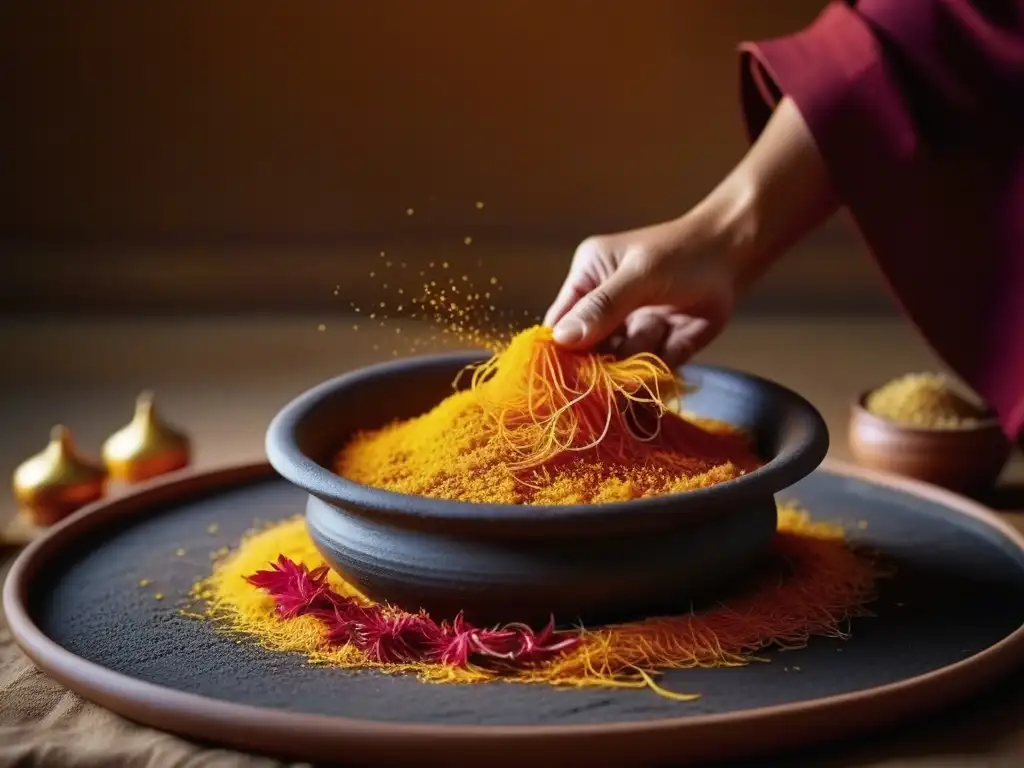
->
[190,503,879,695]
[336,326,762,504]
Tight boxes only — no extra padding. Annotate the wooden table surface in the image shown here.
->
[2,313,1023,766]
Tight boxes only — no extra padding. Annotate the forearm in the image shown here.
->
[689,97,839,293]
[734,0,1024,437]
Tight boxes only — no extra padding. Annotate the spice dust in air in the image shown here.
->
[317,201,543,356]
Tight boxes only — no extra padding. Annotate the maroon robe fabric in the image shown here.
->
[739,0,1024,438]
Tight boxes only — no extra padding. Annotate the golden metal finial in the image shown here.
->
[102,391,191,483]
[12,425,107,526]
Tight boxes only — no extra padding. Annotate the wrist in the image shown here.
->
[685,173,765,289]
[686,97,839,291]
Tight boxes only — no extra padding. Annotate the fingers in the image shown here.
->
[551,266,650,349]
[543,239,601,329]
[543,279,587,329]
[662,321,705,368]
[617,308,670,359]
[661,297,733,368]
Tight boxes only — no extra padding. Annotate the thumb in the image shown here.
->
[551,267,649,349]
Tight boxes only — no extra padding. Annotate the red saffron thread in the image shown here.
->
[244,556,580,667]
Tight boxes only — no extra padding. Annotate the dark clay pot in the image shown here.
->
[266,353,829,627]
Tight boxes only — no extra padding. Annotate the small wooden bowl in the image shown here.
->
[848,391,1012,493]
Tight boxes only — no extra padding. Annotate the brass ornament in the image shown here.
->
[102,391,191,483]
[12,425,107,526]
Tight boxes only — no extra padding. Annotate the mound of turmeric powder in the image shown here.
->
[336,326,762,504]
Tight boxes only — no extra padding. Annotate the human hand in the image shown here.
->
[542,216,743,367]
[543,97,837,367]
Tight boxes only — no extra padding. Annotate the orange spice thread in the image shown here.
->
[336,326,761,505]
[188,504,881,700]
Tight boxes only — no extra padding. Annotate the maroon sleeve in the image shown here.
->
[739,0,1024,439]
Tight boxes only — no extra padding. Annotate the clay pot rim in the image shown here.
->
[852,389,1003,436]
[265,352,830,523]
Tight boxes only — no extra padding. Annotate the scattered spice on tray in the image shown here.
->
[865,372,987,429]
[336,326,762,504]
[187,504,880,701]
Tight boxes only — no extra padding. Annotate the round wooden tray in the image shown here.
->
[6,461,1024,766]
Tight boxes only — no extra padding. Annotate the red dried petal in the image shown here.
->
[245,556,333,619]
[245,556,582,670]
[353,614,442,663]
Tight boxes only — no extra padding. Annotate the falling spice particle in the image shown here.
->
[317,324,327,332]
[475,201,484,209]
[857,520,869,530]
[138,578,150,587]
[464,237,473,245]
[154,593,165,601]
[175,548,187,557]
[352,324,360,331]
[792,666,802,671]
[406,208,414,216]
[340,244,540,356]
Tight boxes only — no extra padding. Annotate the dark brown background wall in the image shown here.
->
[0,0,892,315]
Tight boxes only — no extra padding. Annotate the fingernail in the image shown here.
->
[553,318,586,345]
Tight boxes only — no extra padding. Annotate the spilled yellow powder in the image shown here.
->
[190,504,880,693]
